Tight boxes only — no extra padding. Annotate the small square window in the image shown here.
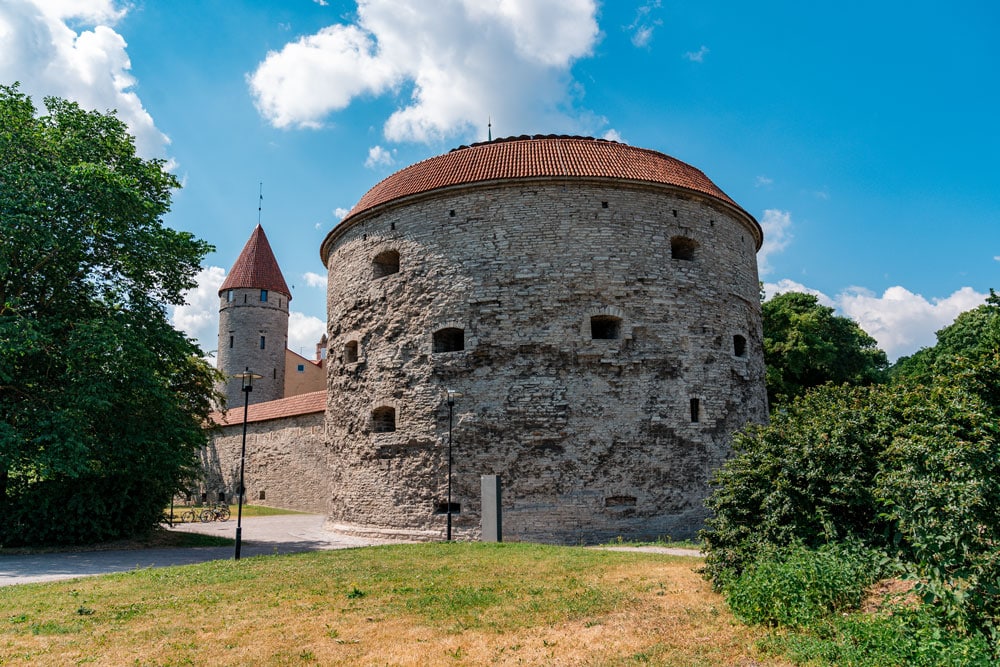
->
[590,315,621,340]
[297,364,305,372]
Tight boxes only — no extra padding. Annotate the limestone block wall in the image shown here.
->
[199,411,330,514]
[217,287,289,406]
[323,179,768,544]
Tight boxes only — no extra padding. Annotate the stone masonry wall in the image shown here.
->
[199,411,330,514]
[217,287,289,406]
[323,179,768,544]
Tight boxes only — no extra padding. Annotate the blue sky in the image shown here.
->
[3,0,997,360]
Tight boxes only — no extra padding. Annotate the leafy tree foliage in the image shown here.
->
[762,291,888,408]
[701,383,900,583]
[0,84,218,546]
[702,352,1000,645]
[891,290,1000,383]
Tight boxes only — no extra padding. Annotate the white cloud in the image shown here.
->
[0,0,169,157]
[365,144,395,168]
[247,0,601,143]
[626,0,662,48]
[334,207,351,220]
[171,266,226,356]
[763,280,989,361]
[303,271,328,288]
[603,128,624,142]
[757,209,793,275]
[288,312,327,358]
[762,279,835,308]
[684,45,709,63]
[754,175,773,187]
[837,285,987,361]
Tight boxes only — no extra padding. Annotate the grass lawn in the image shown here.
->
[0,543,787,666]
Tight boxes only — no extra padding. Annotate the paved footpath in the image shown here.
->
[0,515,701,587]
[0,514,389,587]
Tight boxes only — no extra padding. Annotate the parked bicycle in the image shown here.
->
[200,503,231,522]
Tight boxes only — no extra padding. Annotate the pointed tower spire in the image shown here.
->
[217,224,291,407]
[219,224,291,301]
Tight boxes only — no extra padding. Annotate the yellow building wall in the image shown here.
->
[284,349,325,397]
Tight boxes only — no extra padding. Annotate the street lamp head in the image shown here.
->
[446,389,463,406]
[234,368,263,392]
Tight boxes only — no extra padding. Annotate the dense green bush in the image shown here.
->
[701,383,900,584]
[0,475,167,546]
[877,356,1000,639]
[725,542,885,628]
[764,608,996,667]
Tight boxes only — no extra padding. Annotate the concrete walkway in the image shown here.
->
[0,515,701,587]
[0,514,389,587]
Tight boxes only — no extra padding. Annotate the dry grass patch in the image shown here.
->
[1,543,786,666]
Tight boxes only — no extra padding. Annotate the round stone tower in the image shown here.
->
[320,135,768,543]
[217,224,291,407]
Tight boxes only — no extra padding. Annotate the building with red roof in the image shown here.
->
[201,136,767,543]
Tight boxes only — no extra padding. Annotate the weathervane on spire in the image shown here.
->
[257,182,263,224]
[488,117,492,142]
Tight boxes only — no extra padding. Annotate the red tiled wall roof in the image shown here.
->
[346,135,744,220]
[219,224,292,299]
[209,390,325,427]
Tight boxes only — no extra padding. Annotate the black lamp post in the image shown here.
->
[446,389,462,541]
[234,368,261,560]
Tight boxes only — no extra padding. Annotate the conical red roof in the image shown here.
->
[219,224,292,300]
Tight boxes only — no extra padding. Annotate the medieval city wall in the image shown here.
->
[323,179,768,544]
[199,411,329,514]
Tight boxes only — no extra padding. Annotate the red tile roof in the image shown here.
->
[209,390,325,426]
[346,135,745,219]
[219,224,292,299]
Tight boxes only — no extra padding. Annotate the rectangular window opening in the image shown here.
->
[690,398,700,423]
[434,502,461,515]
[260,289,268,302]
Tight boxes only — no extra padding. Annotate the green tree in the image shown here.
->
[891,290,1000,383]
[702,355,1000,642]
[0,84,218,546]
[762,291,887,408]
[701,382,900,584]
